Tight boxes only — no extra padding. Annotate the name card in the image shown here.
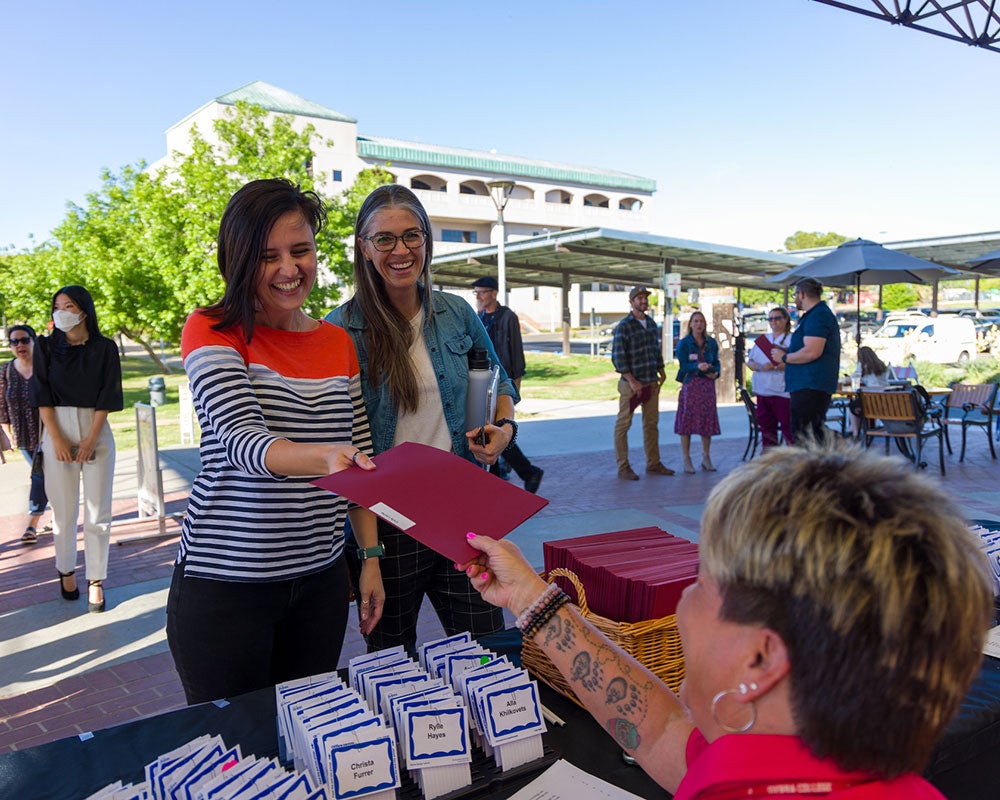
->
[405,707,470,768]
[329,736,400,799]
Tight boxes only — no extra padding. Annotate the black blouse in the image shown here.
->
[31,334,124,411]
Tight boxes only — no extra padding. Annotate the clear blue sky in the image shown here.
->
[2,0,998,254]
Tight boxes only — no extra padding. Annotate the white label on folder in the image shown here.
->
[370,502,415,531]
[329,736,399,799]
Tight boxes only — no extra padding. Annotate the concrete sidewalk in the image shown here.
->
[2,399,998,754]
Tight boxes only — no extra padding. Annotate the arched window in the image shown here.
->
[459,180,489,195]
[619,197,643,211]
[545,189,572,205]
[583,194,610,208]
[411,174,447,192]
[509,184,534,200]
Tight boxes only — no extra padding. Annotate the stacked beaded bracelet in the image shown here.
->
[516,583,571,639]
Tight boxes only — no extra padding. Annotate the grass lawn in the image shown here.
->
[110,349,1000,451]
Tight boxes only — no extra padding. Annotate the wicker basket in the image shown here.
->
[521,568,686,707]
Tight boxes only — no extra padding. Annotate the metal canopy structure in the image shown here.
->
[432,228,805,293]
[812,1,1000,53]
[788,231,1000,272]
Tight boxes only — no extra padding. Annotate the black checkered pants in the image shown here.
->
[347,518,505,657]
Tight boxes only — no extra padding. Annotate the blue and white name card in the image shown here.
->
[403,706,470,769]
[478,678,545,746]
[348,646,409,693]
[328,735,400,800]
[419,632,471,671]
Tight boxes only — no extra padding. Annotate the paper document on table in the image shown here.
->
[983,625,1000,658]
[506,758,645,800]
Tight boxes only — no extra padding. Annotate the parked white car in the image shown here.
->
[863,315,977,365]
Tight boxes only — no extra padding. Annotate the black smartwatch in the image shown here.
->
[357,543,385,561]
[494,418,518,449]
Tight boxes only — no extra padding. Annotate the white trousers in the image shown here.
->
[42,406,116,581]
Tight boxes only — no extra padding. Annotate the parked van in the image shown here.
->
[863,315,977,365]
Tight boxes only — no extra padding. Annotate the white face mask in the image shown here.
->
[53,310,84,332]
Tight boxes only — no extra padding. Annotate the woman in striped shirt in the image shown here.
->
[166,179,384,705]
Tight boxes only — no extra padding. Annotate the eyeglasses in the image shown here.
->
[9,337,31,346]
[767,316,785,322]
[363,230,427,252]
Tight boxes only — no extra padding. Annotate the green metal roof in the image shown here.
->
[216,81,357,124]
[357,136,656,193]
[432,228,803,292]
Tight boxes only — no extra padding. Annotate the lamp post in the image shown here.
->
[487,179,516,304]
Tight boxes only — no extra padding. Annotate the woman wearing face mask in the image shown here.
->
[31,285,123,612]
[0,325,50,543]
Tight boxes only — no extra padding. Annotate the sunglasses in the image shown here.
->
[9,337,31,346]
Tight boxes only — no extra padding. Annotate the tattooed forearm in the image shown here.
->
[607,717,641,750]
[541,614,562,645]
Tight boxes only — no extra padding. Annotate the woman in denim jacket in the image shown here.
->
[327,184,517,655]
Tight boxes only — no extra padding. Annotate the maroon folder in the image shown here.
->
[311,442,548,563]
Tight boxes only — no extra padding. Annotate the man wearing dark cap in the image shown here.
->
[770,277,841,442]
[611,286,674,480]
[472,276,544,493]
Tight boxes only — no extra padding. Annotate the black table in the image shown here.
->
[0,680,665,800]
[2,640,997,800]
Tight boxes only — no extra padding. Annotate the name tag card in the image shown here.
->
[302,706,369,781]
[420,632,471,671]
[374,673,436,721]
[479,679,545,746]
[359,664,420,710]
[310,715,381,789]
[457,660,511,724]
[443,651,492,687]
[348,646,408,692]
[403,706,470,768]
[328,735,400,800]
[426,642,480,680]
[277,677,346,758]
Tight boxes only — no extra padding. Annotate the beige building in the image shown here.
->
[157,81,656,256]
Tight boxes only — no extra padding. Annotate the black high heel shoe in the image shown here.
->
[58,570,80,601]
[88,580,105,613]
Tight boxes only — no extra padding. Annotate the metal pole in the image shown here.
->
[497,209,507,305]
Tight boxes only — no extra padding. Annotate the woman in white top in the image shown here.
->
[850,346,891,435]
[745,307,792,448]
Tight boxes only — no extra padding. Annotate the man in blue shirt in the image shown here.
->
[772,277,841,442]
[611,286,674,480]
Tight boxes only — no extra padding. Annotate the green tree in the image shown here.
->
[738,289,784,307]
[783,231,851,251]
[881,283,920,311]
[36,101,385,370]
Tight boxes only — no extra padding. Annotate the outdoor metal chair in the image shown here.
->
[739,387,760,460]
[942,383,999,462]
[859,387,945,474]
[825,397,849,437]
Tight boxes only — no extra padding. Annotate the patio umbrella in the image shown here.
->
[768,238,959,345]
[967,247,1000,274]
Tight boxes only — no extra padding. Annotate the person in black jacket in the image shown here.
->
[472,276,543,494]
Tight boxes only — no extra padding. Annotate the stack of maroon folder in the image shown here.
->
[543,527,699,623]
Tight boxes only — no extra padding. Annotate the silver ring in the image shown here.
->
[351,450,362,464]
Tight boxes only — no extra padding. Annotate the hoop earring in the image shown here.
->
[711,687,757,734]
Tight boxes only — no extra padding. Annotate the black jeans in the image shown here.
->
[790,389,833,444]
[166,558,349,705]
[490,442,536,482]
